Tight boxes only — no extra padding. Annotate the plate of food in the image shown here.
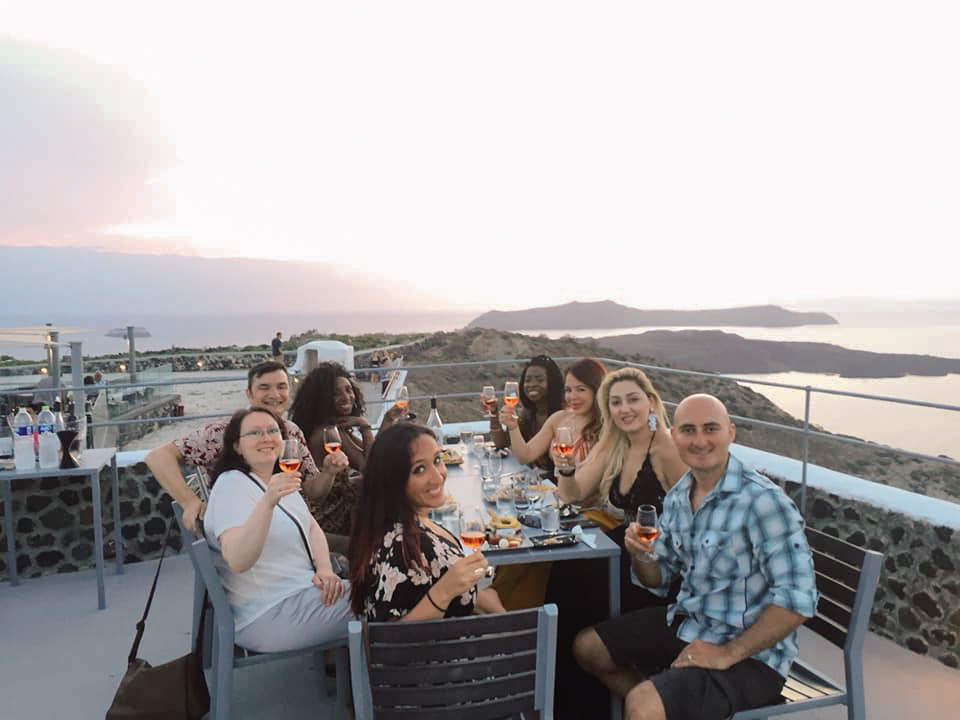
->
[440,447,463,465]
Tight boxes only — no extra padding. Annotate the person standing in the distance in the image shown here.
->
[271,332,283,361]
[574,394,818,720]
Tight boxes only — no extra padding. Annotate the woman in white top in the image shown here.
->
[203,408,353,653]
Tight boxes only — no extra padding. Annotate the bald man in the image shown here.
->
[574,394,818,720]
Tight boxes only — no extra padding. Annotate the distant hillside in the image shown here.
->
[468,300,837,331]
[395,328,958,502]
[595,330,960,378]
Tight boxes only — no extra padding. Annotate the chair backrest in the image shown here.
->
[172,502,237,651]
[804,527,882,653]
[805,526,883,718]
[349,604,558,720]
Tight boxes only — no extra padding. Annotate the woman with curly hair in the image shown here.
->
[348,423,504,620]
[289,362,403,543]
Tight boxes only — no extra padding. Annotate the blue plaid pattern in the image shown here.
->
[650,453,818,677]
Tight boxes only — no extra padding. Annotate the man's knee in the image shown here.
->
[625,681,666,720]
[573,627,614,675]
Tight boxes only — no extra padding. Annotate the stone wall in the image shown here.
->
[781,478,959,670]
[2,463,958,670]
[0,461,180,581]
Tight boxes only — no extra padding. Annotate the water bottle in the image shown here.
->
[0,407,12,461]
[13,407,35,470]
[53,401,66,432]
[37,404,59,469]
[426,397,444,444]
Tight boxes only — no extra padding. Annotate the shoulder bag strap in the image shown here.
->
[242,471,317,571]
[127,518,208,662]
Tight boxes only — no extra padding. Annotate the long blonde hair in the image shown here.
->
[588,367,670,502]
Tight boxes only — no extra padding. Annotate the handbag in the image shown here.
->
[106,522,210,720]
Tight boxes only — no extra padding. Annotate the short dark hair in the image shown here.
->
[349,423,437,616]
[210,407,288,484]
[247,360,288,389]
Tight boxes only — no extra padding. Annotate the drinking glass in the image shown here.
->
[279,439,301,473]
[541,492,560,533]
[512,477,530,512]
[460,430,474,457]
[395,385,409,413]
[554,426,574,463]
[322,426,342,454]
[496,477,515,518]
[633,504,659,560]
[487,451,503,479]
[503,381,520,411]
[460,506,487,552]
[480,385,497,416]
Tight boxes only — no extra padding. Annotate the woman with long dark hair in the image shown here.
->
[501,358,607,488]
[349,424,505,621]
[203,408,353,652]
[490,354,565,473]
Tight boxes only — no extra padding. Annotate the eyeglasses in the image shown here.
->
[240,427,282,439]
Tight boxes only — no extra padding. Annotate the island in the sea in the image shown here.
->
[595,330,960,378]
[468,300,837,331]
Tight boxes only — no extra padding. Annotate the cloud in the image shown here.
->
[0,37,176,245]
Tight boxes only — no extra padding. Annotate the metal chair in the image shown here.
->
[349,603,558,719]
[172,503,350,720]
[731,527,883,720]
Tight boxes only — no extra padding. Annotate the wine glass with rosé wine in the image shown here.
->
[395,385,409,414]
[279,440,301,474]
[480,385,497,416]
[633,504,659,560]
[502,381,519,412]
[322,426,342,455]
[554,426,574,463]
[459,506,487,552]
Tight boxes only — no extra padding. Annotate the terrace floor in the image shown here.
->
[1,554,957,719]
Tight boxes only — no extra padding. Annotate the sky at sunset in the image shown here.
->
[2,1,959,313]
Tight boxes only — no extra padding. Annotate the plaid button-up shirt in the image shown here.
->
[649,453,818,677]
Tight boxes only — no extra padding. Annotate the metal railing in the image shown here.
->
[7,353,958,511]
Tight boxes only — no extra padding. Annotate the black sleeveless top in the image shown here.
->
[607,433,666,515]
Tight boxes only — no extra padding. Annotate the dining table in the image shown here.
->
[440,442,624,720]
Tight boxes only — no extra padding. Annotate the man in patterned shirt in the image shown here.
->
[574,394,818,720]
[146,361,347,535]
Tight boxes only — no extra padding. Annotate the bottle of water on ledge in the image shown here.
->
[13,407,35,470]
[38,404,59,469]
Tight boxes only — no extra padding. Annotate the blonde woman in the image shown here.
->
[555,366,686,517]
[545,367,687,718]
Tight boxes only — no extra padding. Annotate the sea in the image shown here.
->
[2,310,958,459]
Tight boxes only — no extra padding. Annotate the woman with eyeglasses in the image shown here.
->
[202,407,354,652]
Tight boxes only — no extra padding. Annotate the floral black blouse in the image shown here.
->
[364,520,477,621]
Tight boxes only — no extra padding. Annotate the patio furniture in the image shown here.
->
[1,447,121,609]
[173,504,350,720]
[349,603,559,720]
[730,527,884,720]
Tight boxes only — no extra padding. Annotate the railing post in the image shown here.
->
[70,341,87,453]
[801,386,811,518]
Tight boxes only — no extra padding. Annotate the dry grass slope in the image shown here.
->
[396,328,959,503]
